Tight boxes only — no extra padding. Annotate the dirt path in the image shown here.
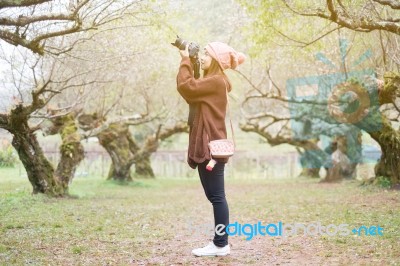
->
[1,177,399,265]
[133,180,400,266]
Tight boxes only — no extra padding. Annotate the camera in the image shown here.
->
[171,35,200,59]
[171,35,200,79]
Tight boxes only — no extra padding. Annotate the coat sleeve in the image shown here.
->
[176,57,223,103]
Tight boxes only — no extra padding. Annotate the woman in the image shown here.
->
[176,41,245,256]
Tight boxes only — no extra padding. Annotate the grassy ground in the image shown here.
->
[0,167,399,266]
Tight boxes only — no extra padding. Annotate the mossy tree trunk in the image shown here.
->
[286,139,325,179]
[323,150,356,182]
[0,81,85,196]
[53,114,85,192]
[297,140,325,178]
[12,131,61,195]
[78,114,139,182]
[241,123,326,178]
[298,167,321,178]
[323,133,361,182]
[134,154,155,178]
[78,113,189,181]
[365,73,400,187]
[133,135,157,179]
[97,123,136,181]
[8,106,64,196]
[133,122,189,178]
[370,119,400,186]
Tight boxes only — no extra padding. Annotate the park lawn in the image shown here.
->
[0,167,399,265]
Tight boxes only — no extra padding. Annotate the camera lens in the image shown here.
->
[178,40,187,50]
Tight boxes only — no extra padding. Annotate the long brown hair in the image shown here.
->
[203,58,224,77]
[203,58,232,92]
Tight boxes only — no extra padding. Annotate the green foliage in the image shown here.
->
[380,72,400,104]
[236,0,393,74]
[374,176,392,189]
[238,0,330,56]
[0,145,18,168]
[71,246,84,255]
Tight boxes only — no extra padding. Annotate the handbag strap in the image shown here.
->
[205,76,236,150]
[222,77,236,148]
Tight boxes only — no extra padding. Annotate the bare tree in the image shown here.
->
[369,73,400,186]
[77,111,189,181]
[238,67,362,180]
[0,0,156,196]
[0,54,92,195]
[41,108,84,193]
[239,0,400,186]
[0,0,145,55]
[56,14,190,181]
[77,111,154,181]
[282,0,400,35]
[131,120,189,178]
[280,0,400,186]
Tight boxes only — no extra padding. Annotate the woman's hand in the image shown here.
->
[180,44,189,59]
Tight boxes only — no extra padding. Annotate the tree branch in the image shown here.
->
[0,0,50,9]
[0,29,43,54]
[282,0,400,35]
[0,14,76,27]
[31,19,83,46]
[81,115,156,139]
[0,0,139,55]
[271,23,342,48]
[157,121,189,141]
[372,0,400,9]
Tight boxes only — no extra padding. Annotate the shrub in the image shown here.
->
[0,145,18,167]
[374,176,392,189]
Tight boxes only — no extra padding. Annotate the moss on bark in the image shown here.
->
[54,114,85,193]
[98,123,135,181]
[9,105,64,196]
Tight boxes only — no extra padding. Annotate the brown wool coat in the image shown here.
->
[177,57,231,169]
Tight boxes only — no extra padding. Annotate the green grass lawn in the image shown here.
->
[0,167,399,265]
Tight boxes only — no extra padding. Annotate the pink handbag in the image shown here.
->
[208,139,234,158]
[207,78,236,159]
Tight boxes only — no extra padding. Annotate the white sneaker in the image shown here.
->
[191,241,230,257]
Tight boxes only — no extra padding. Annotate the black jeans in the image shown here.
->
[197,160,229,247]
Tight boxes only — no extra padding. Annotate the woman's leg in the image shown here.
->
[197,164,209,199]
[198,160,229,247]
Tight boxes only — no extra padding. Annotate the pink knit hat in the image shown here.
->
[205,42,246,70]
